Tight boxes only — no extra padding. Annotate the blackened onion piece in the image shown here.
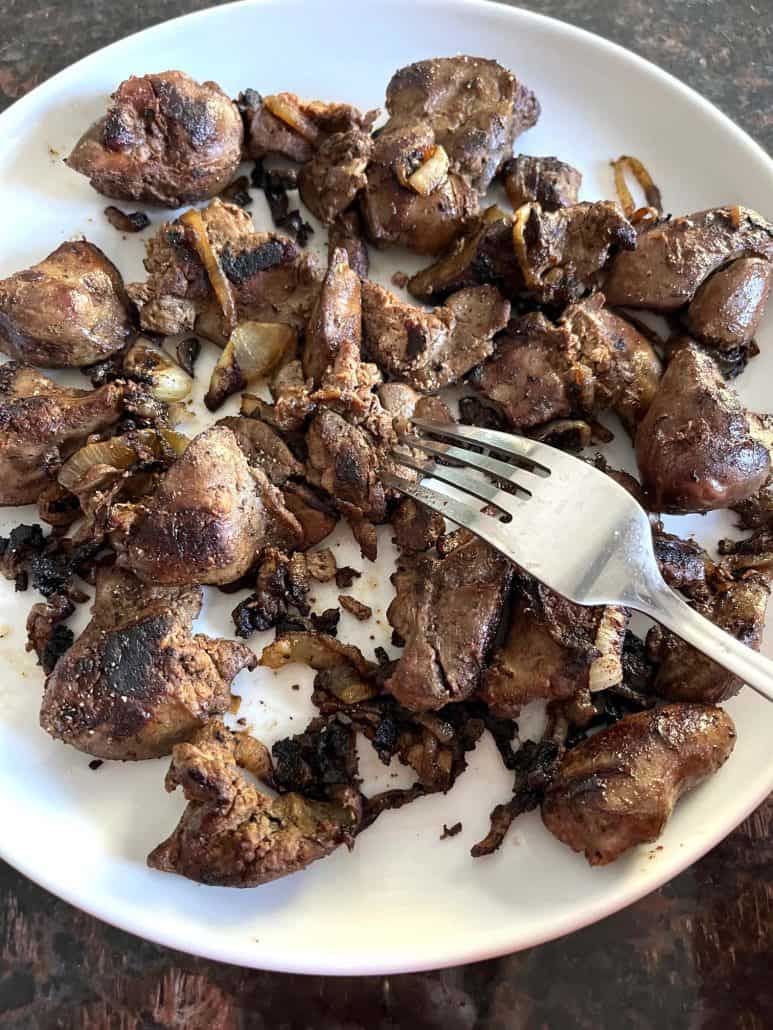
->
[219,176,253,208]
[104,206,151,232]
[471,738,561,857]
[175,336,201,376]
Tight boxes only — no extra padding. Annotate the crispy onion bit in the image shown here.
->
[204,321,296,412]
[179,208,237,334]
[306,548,337,582]
[396,145,450,196]
[104,206,150,233]
[123,337,192,401]
[260,630,376,677]
[588,605,628,692]
[409,204,507,299]
[611,155,663,218]
[57,428,188,493]
[264,93,323,145]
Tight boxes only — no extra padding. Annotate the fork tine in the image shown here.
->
[400,434,535,492]
[390,447,522,513]
[380,472,512,553]
[411,419,553,471]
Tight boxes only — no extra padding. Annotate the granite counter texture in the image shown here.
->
[0,1,771,1027]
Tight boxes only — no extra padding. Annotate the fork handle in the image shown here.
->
[636,585,773,704]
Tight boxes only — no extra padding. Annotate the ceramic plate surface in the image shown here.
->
[0,0,771,975]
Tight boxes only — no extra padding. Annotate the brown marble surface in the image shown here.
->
[0,1,771,1026]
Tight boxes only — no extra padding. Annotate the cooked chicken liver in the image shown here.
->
[244,92,377,163]
[113,425,270,586]
[648,569,769,703]
[40,567,255,760]
[0,364,127,506]
[513,200,635,305]
[408,210,524,303]
[148,720,360,886]
[542,704,736,865]
[383,57,539,191]
[480,574,626,717]
[68,71,243,207]
[635,341,770,513]
[362,280,509,391]
[686,256,772,352]
[361,160,479,256]
[604,206,773,311]
[299,129,372,225]
[0,242,133,368]
[471,312,575,429]
[501,155,581,211]
[386,536,512,711]
[128,199,321,341]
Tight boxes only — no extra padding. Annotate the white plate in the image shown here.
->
[0,0,771,976]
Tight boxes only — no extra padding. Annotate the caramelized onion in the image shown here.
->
[405,145,450,196]
[123,337,192,401]
[58,429,188,492]
[205,322,296,411]
[260,630,376,677]
[611,155,662,218]
[264,93,323,145]
[588,606,628,692]
[179,208,237,334]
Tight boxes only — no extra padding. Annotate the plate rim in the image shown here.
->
[0,0,772,975]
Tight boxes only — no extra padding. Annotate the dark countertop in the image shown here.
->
[0,1,771,1026]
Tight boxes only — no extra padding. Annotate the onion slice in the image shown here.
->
[204,321,296,411]
[123,337,192,401]
[406,145,450,196]
[264,93,323,145]
[611,155,663,218]
[179,208,237,334]
[588,606,628,693]
[58,429,189,492]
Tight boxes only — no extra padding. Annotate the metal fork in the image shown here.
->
[383,419,773,704]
